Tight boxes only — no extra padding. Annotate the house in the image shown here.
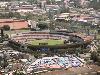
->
[0,2,8,7]
[45,5,60,11]
[55,13,71,21]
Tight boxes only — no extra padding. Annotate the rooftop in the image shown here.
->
[0,19,28,29]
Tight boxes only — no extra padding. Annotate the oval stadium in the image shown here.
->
[9,31,93,52]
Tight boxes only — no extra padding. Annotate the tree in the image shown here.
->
[37,21,48,30]
[8,12,14,18]
[89,0,100,9]
[13,71,26,75]
[60,6,70,13]
[3,25,10,31]
[91,51,98,62]
[46,0,56,4]
[27,0,38,4]
[13,12,21,19]
[25,13,33,20]
[1,51,8,69]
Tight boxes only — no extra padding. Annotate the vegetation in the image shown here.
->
[89,0,100,9]
[27,0,38,4]
[2,25,10,31]
[60,6,70,13]
[37,21,49,30]
[32,51,41,58]
[13,71,26,75]
[0,12,48,21]
[91,51,99,62]
[0,12,21,19]
[46,0,56,4]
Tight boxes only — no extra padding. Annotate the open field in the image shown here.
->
[30,39,64,46]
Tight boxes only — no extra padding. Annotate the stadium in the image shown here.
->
[9,31,93,52]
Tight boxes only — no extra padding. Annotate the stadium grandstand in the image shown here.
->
[8,31,93,52]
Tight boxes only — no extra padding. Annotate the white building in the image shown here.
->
[0,2,8,7]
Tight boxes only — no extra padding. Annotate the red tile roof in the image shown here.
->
[0,19,28,29]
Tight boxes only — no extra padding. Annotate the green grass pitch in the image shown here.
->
[30,39,64,46]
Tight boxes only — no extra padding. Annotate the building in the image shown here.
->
[55,13,71,21]
[0,19,28,30]
[80,0,90,8]
[0,2,8,7]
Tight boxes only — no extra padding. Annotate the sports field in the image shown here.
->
[30,39,64,46]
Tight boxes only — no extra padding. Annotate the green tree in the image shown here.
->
[46,0,56,4]
[8,12,14,18]
[13,71,26,75]
[0,13,4,18]
[28,0,38,4]
[89,0,100,9]
[25,13,33,20]
[37,21,48,30]
[3,25,10,31]
[91,51,98,62]
[60,6,69,13]
[13,12,21,19]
